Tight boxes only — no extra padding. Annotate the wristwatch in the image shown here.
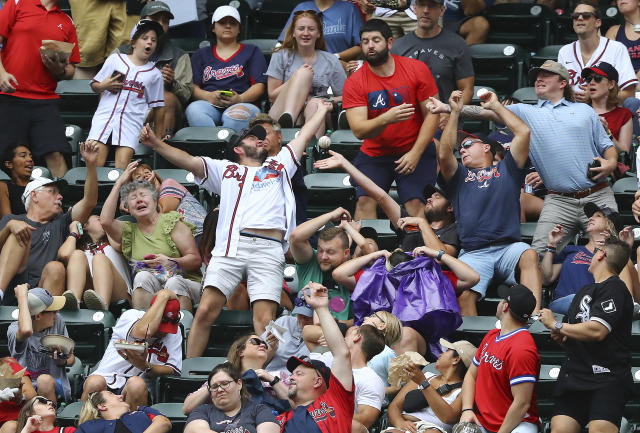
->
[416,380,430,391]
[144,363,153,375]
[269,376,280,387]
[554,321,564,330]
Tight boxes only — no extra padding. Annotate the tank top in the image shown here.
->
[6,181,26,214]
[616,24,640,71]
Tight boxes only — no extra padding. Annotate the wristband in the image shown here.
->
[437,250,445,261]
[69,232,80,240]
[269,376,280,387]
[545,245,556,253]
[461,408,474,413]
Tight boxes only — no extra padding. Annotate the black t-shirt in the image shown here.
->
[4,181,26,215]
[558,276,633,392]
[0,210,72,287]
[185,401,277,433]
[395,209,460,253]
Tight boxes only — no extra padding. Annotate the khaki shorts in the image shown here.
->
[69,0,126,67]
[132,271,202,304]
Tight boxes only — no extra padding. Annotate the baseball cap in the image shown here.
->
[292,293,313,317]
[584,201,621,231]
[131,19,164,41]
[528,60,570,82]
[503,284,536,323]
[423,183,448,201]
[439,338,477,368]
[286,355,331,387]
[27,288,65,315]
[582,61,619,83]
[226,125,267,159]
[150,295,180,334]
[140,1,175,20]
[359,226,379,244]
[22,177,66,205]
[212,5,241,23]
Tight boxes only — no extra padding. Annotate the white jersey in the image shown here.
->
[88,52,164,149]
[195,145,299,257]
[558,36,638,90]
[92,309,182,389]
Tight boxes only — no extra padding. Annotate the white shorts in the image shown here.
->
[479,421,539,433]
[131,271,202,303]
[203,234,284,303]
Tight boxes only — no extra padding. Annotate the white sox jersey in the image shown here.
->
[88,52,164,149]
[558,36,638,90]
[92,309,182,390]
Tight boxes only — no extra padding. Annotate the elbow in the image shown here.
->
[594,328,609,341]
[18,329,33,340]
[158,416,172,433]
[352,129,367,140]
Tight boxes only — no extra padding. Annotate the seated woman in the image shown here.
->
[0,144,33,217]
[100,161,202,311]
[186,6,267,131]
[184,362,279,433]
[384,339,476,433]
[57,215,132,310]
[183,334,290,415]
[131,164,207,243]
[267,10,346,137]
[15,396,74,433]
[77,391,171,433]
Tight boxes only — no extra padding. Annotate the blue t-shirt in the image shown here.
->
[190,43,267,93]
[278,1,363,54]
[283,405,322,433]
[552,245,595,301]
[444,0,494,22]
[77,407,161,433]
[439,152,525,251]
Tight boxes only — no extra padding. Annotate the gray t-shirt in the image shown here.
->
[261,315,310,373]
[186,400,276,433]
[7,314,71,400]
[266,49,346,97]
[0,210,72,288]
[391,30,474,101]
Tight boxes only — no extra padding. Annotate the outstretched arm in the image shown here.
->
[426,97,503,123]
[287,100,333,160]
[71,141,100,223]
[439,91,463,182]
[140,124,204,178]
[99,161,139,244]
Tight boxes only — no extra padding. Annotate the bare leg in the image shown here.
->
[251,299,278,336]
[520,191,544,222]
[404,199,426,218]
[81,374,107,401]
[43,152,68,179]
[355,195,378,220]
[550,415,582,433]
[39,261,66,296]
[114,147,135,170]
[268,66,313,121]
[391,326,427,356]
[66,250,89,301]
[518,248,542,311]
[459,16,489,45]
[152,91,181,138]
[457,290,479,316]
[303,98,326,138]
[93,141,110,167]
[36,374,57,403]
[90,254,114,303]
[121,376,148,410]
[131,288,154,309]
[587,420,620,433]
[0,234,30,295]
[226,283,249,310]
[73,66,99,80]
[186,286,226,358]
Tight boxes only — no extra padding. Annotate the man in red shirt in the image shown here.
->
[342,18,440,220]
[460,284,540,433]
[0,0,81,178]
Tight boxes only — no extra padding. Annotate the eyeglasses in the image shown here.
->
[37,187,59,195]
[373,312,386,324]
[161,316,180,324]
[208,380,234,392]
[294,296,312,309]
[571,11,595,20]
[246,337,267,347]
[585,75,605,83]
[460,139,481,149]
[594,247,606,257]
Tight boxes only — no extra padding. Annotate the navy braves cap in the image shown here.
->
[503,284,536,323]
[582,61,619,83]
[287,355,331,388]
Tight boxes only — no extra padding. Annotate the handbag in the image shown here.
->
[129,258,182,284]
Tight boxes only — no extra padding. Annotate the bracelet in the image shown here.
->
[437,250,445,261]
[461,408,474,413]
[69,232,80,240]
[269,376,280,387]
[545,245,556,253]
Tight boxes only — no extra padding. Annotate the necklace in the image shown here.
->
[625,19,640,33]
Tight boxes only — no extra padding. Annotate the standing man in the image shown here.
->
[538,237,634,433]
[140,101,333,358]
[437,89,541,315]
[558,1,637,103]
[392,0,474,108]
[460,284,540,433]
[0,0,81,178]
[342,18,440,220]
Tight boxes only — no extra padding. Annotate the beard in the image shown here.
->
[424,205,451,223]
[287,386,298,399]
[364,46,390,67]
[242,144,268,163]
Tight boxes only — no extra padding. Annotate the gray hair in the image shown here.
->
[119,180,159,209]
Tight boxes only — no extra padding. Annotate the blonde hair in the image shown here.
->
[227,333,255,372]
[79,391,106,424]
[375,311,402,347]
[275,10,327,53]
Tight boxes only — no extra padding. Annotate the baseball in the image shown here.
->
[476,88,490,99]
[318,135,331,149]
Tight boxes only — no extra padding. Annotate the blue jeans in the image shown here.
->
[549,294,575,315]
[185,100,261,131]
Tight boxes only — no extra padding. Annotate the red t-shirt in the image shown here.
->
[342,55,438,157]
[0,357,28,422]
[472,328,540,432]
[601,106,633,139]
[0,0,80,99]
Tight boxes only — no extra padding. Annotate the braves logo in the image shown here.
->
[266,159,284,173]
[202,64,244,82]
[310,401,336,422]
[222,164,247,184]
[463,166,501,184]
[479,342,504,370]
[122,78,146,99]
[367,87,411,112]
[568,69,580,86]
[148,342,169,363]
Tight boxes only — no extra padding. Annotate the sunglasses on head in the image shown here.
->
[571,11,595,19]
[594,247,607,257]
[294,9,320,16]
[372,312,386,324]
[294,296,312,309]
[161,316,180,324]
[585,74,605,83]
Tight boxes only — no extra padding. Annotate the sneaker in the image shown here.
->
[337,109,349,130]
[278,112,294,129]
[62,291,79,310]
[83,290,108,311]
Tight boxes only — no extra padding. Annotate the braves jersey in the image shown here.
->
[558,276,633,391]
[277,373,355,433]
[472,327,540,432]
[557,36,638,90]
[88,52,164,148]
[92,309,182,389]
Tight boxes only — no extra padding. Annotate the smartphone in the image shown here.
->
[111,70,125,83]
[76,223,83,236]
[144,254,156,260]
[219,90,234,97]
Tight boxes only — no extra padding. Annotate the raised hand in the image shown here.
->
[313,150,347,170]
[547,224,563,248]
[80,140,100,166]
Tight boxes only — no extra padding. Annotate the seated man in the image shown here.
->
[0,143,99,304]
[82,289,182,410]
[8,285,73,404]
[438,89,541,316]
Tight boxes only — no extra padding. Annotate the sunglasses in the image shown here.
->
[294,9,320,16]
[34,397,56,409]
[584,75,605,83]
[373,312,387,324]
[247,337,267,347]
[594,247,606,257]
[208,380,235,392]
[571,11,595,20]
[294,296,312,309]
[460,138,481,149]
[161,316,180,325]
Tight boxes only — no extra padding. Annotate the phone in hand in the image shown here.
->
[219,90,234,97]
[76,223,83,236]
[111,71,125,83]
[587,159,601,181]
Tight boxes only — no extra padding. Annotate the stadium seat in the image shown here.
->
[361,219,399,251]
[329,130,363,162]
[66,357,84,398]
[57,401,85,427]
[280,128,301,145]
[178,310,194,358]
[150,403,187,433]
[203,310,254,357]
[0,171,8,182]
[512,87,538,105]
[58,309,117,366]
[530,45,563,68]
[469,44,528,96]
[537,364,561,419]
[155,169,200,197]
[56,80,99,129]
[156,127,235,168]
[64,125,83,168]
[449,315,501,347]
[486,3,554,51]
[520,222,538,244]
[304,173,356,218]
[156,356,226,402]
[240,39,278,64]
[62,167,123,209]
[171,38,205,55]
[0,306,17,357]
[31,166,52,180]
[528,315,566,365]
[612,176,638,226]
[182,357,227,376]
[247,0,298,38]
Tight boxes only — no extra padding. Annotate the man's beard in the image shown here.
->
[287,386,297,399]
[365,46,390,67]
[425,206,450,223]
[242,145,268,163]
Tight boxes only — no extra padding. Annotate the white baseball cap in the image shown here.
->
[21,177,66,205]
[212,5,240,24]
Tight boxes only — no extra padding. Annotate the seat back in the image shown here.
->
[62,167,123,208]
[469,44,529,96]
[486,3,554,51]
[512,87,538,105]
[304,173,356,218]
[204,310,254,357]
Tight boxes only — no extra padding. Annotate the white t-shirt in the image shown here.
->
[557,36,638,90]
[241,165,287,231]
[310,351,386,412]
[92,309,182,389]
[403,372,462,433]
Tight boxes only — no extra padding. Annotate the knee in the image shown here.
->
[519,249,540,268]
[194,289,225,321]
[458,289,479,304]
[43,261,66,279]
[357,195,376,207]
[36,374,56,392]
[83,375,107,394]
[469,16,489,34]
[225,105,251,120]
[91,253,110,267]
[68,249,87,264]
[124,376,147,397]
[293,65,314,80]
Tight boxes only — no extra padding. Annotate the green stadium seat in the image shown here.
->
[203,310,254,357]
[530,45,563,68]
[56,80,99,129]
[240,39,278,63]
[449,316,501,347]
[486,3,554,51]
[156,356,226,402]
[150,403,187,433]
[57,401,85,427]
[182,357,227,376]
[31,166,52,180]
[155,169,200,197]
[178,310,194,358]
[469,44,528,96]
[612,177,638,226]
[66,357,84,398]
[248,0,298,39]
[171,38,205,55]
[361,219,399,251]
[512,87,538,105]
[520,222,538,244]
[303,173,356,218]
[528,315,566,365]
[537,364,561,419]
[64,125,83,168]
[62,167,123,209]
[156,127,235,168]
[59,309,116,366]
[329,130,363,162]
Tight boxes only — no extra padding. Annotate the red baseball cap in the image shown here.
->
[150,296,180,334]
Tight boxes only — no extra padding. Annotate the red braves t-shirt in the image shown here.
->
[0,0,80,99]
[472,328,540,432]
[0,357,28,422]
[342,55,438,157]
